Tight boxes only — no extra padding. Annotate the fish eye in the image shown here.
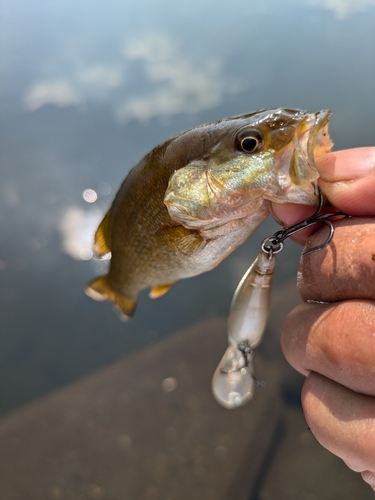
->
[236,129,263,154]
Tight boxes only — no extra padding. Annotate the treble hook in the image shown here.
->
[261,187,349,257]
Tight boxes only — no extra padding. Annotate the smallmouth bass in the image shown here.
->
[86,108,332,318]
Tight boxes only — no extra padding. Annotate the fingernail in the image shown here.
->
[316,147,375,181]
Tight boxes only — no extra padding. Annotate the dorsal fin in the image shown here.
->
[94,209,111,257]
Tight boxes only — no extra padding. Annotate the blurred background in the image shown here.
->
[1,1,375,498]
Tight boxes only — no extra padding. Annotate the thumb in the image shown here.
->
[316,147,375,216]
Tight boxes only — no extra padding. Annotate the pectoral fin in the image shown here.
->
[149,283,176,299]
[94,209,112,258]
[85,275,137,319]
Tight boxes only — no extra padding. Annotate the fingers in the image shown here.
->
[317,148,375,216]
[277,148,375,486]
[361,471,375,491]
[271,147,375,245]
[298,217,375,302]
[301,372,375,474]
[282,216,375,482]
[281,300,375,396]
[270,203,318,246]
[282,217,375,393]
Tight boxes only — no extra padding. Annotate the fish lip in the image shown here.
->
[306,109,332,162]
[293,108,332,179]
[269,109,333,206]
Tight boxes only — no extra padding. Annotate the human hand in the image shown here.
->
[272,147,375,490]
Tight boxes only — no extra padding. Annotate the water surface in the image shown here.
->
[1,0,375,414]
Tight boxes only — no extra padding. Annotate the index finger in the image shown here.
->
[271,147,375,245]
[318,147,375,215]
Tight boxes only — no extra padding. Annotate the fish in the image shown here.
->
[86,108,332,318]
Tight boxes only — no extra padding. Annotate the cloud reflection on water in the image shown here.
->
[58,205,103,261]
[309,0,375,18]
[24,62,124,112]
[23,33,239,123]
[24,82,82,111]
[117,33,232,123]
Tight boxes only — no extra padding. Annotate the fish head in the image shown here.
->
[164,108,332,229]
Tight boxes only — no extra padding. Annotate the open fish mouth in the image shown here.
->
[289,109,333,187]
[306,109,332,163]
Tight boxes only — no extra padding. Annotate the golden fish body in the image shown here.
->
[86,108,332,317]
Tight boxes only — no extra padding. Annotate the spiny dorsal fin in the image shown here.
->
[149,283,175,299]
[94,209,111,257]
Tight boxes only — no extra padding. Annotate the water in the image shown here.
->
[1,0,375,415]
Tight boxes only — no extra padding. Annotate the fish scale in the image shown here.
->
[86,108,332,319]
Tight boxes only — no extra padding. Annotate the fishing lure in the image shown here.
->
[212,189,348,409]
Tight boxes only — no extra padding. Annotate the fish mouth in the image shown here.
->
[305,109,332,163]
[283,109,333,204]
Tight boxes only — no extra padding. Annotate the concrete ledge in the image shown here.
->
[0,318,281,500]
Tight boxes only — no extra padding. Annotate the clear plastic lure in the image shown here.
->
[212,187,348,410]
[212,250,276,409]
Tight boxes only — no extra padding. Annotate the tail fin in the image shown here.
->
[85,275,137,319]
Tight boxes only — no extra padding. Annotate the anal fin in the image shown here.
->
[85,275,137,319]
[149,283,175,299]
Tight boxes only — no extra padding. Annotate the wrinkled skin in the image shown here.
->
[273,147,375,491]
